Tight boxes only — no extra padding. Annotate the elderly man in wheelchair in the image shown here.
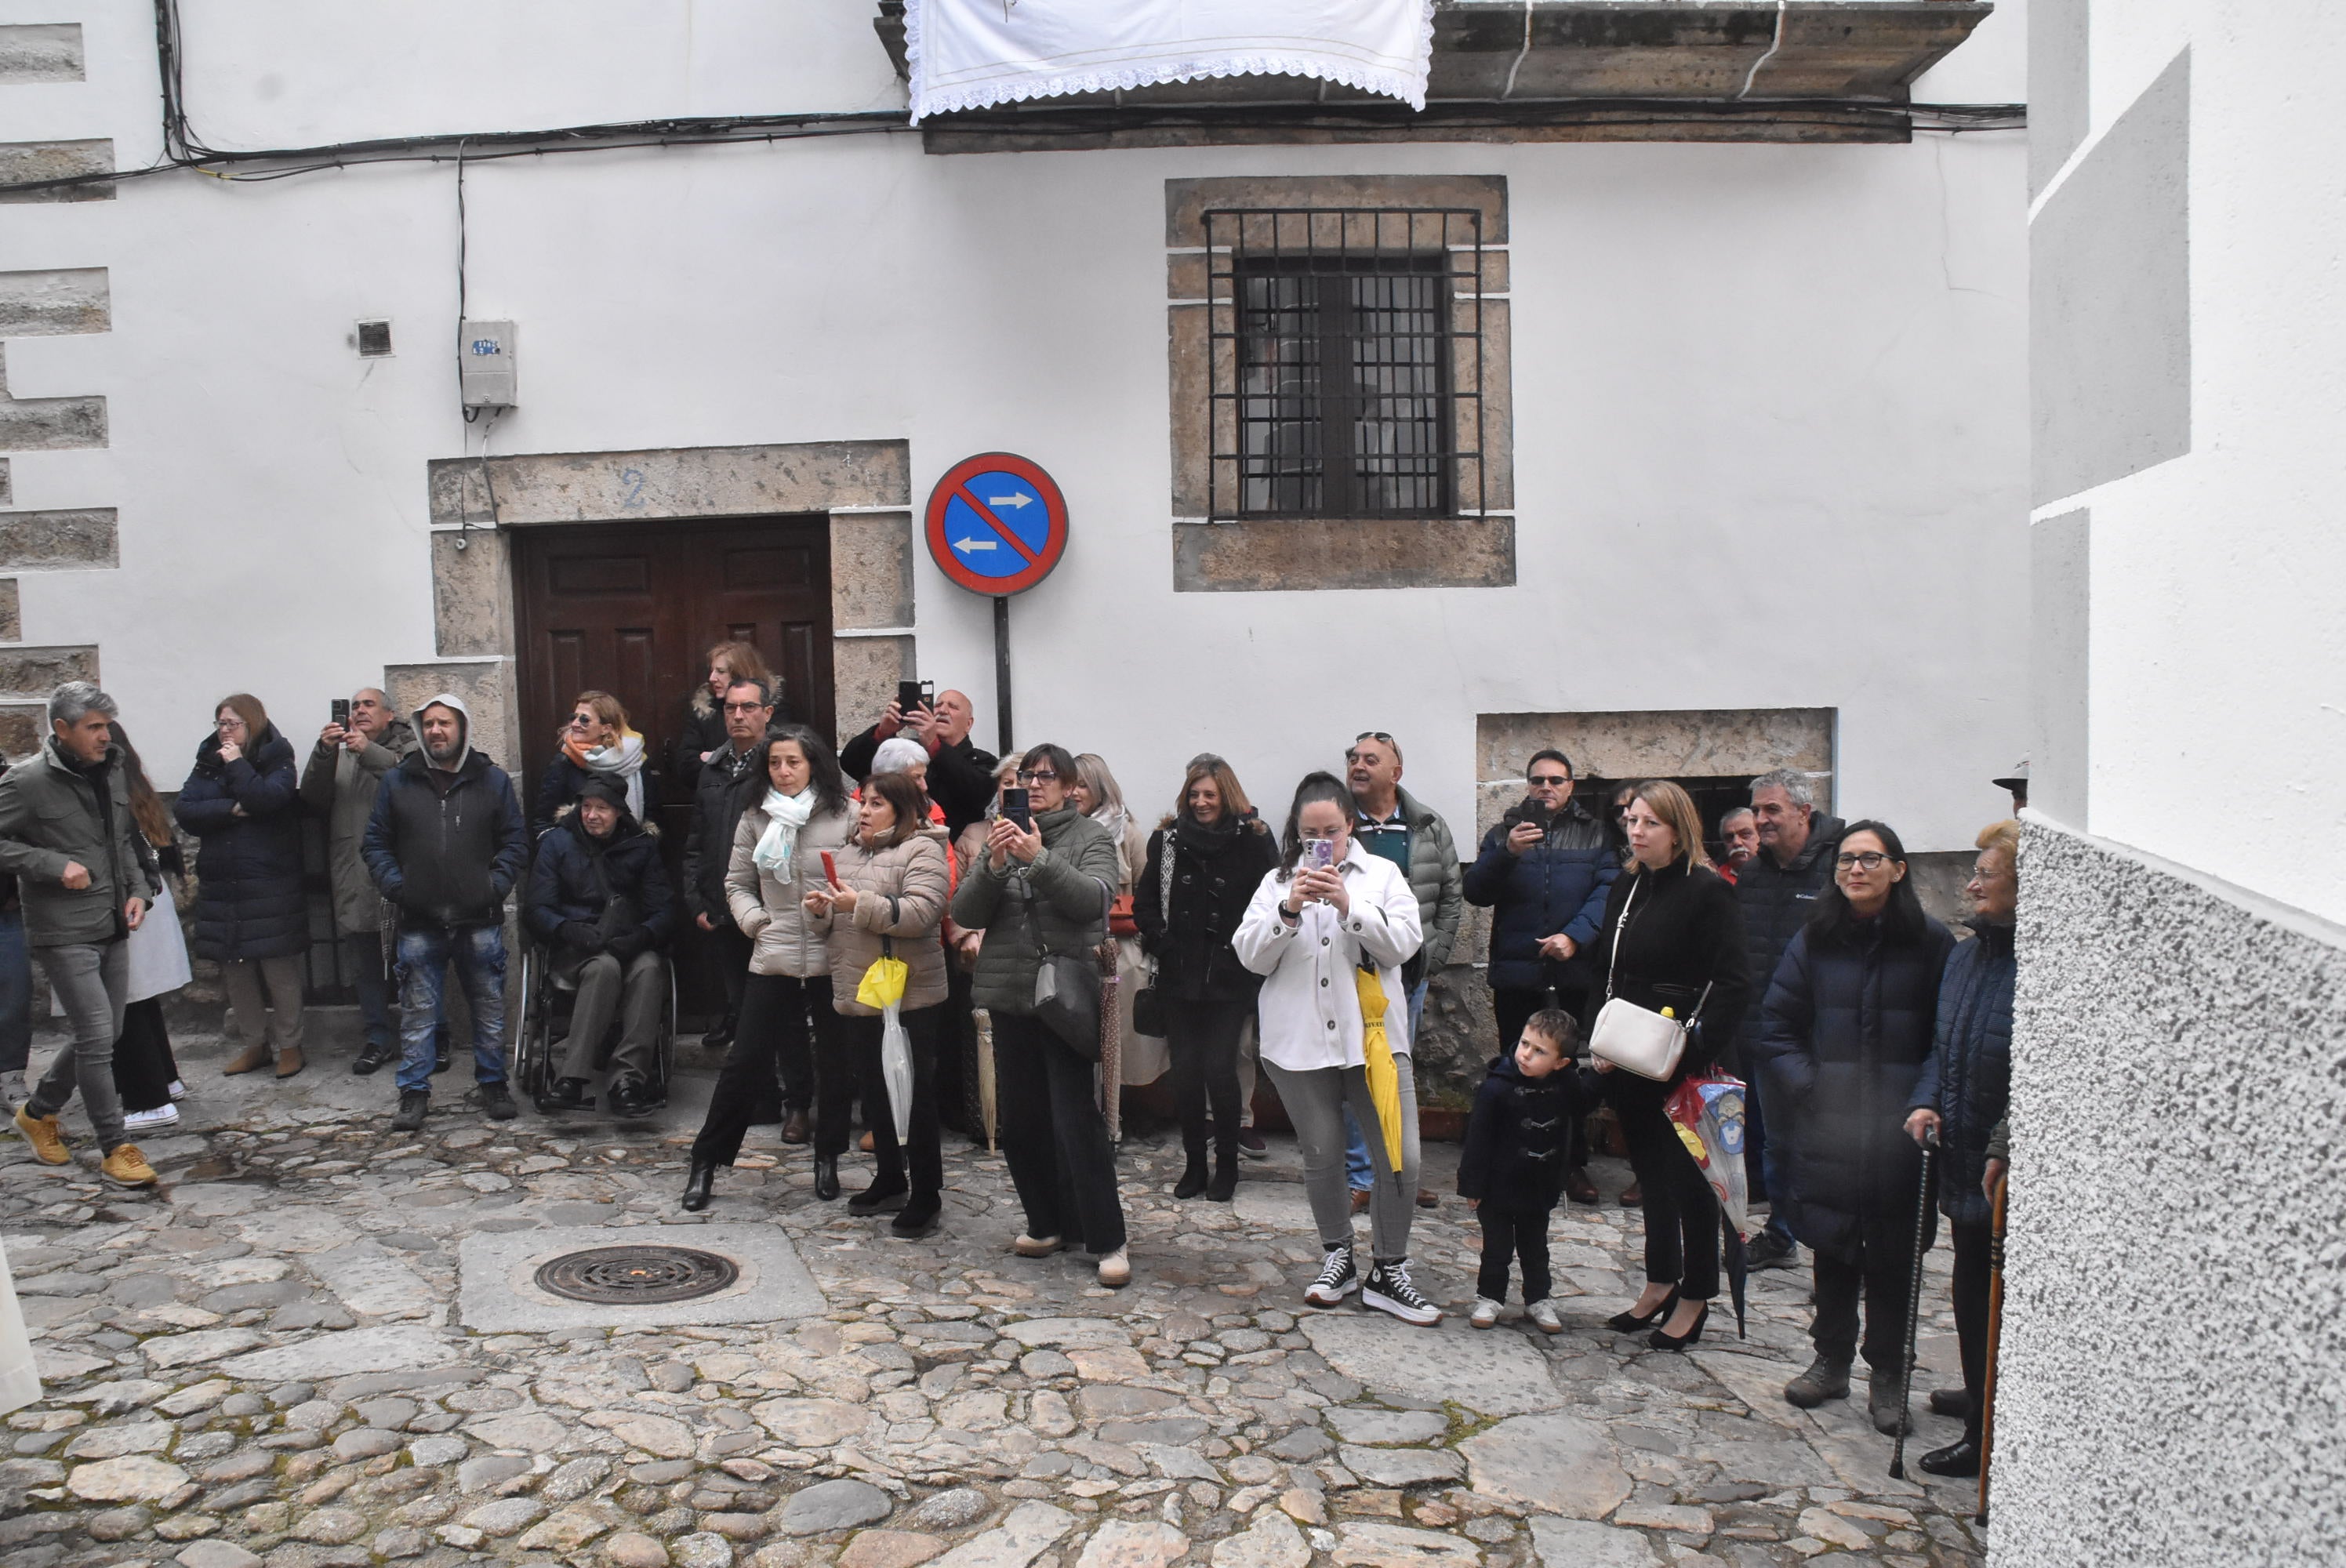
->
[523,775,677,1119]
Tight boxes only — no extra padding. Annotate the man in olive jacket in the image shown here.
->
[0,682,162,1183]
[299,687,418,1074]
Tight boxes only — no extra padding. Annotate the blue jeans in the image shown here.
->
[395,924,507,1094]
[1346,978,1429,1189]
[0,907,30,1076]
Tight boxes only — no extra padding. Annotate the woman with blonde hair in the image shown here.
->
[1070,753,1164,1129]
[536,689,657,839]
[674,640,778,791]
[1585,779,1752,1351]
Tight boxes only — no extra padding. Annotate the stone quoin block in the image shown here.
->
[830,511,914,632]
[0,267,110,336]
[0,703,42,758]
[0,644,96,698]
[0,459,10,506]
[1173,516,1516,592]
[0,580,17,641]
[0,24,84,84]
[0,137,114,201]
[832,636,913,748]
[430,528,514,659]
[0,348,105,450]
[0,507,116,568]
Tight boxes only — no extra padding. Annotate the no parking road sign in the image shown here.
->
[924,452,1068,597]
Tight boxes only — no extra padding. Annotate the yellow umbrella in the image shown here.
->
[1353,967,1406,1183]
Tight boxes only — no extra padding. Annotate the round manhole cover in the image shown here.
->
[534,1245,740,1305]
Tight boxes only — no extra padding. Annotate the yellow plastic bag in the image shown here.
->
[1353,968,1406,1176]
[856,954,908,1011]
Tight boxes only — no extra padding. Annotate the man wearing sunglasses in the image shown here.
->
[1462,749,1615,1204]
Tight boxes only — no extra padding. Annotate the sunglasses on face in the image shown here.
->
[1528,775,1570,787]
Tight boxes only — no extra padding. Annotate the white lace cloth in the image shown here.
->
[906,0,1436,123]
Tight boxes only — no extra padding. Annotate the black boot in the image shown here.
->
[701,1013,735,1051]
[681,1160,716,1212]
[1207,1146,1239,1202]
[1173,1148,1209,1200]
[813,1156,841,1201]
[1918,1437,1982,1477]
[534,1076,590,1115]
[848,1174,910,1215]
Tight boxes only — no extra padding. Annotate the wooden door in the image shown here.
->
[511,517,832,1018]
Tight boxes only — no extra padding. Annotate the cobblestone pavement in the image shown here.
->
[1,1032,1987,1568]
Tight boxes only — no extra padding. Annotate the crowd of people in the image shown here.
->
[0,659,2017,1475]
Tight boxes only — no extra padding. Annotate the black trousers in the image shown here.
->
[111,998,180,1114]
[1476,1199,1558,1304]
[832,1004,943,1201]
[1812,1231,1925,1370]
[691,972,838,1166]
[938,963,976,1136]
[1951,1218,1992,1439]
[1494,985,1589,1170]
[993,1011,1126,1255]
[1614,1076,1720,1301]
[703,918,753,1025]
[1166,996,1251,1160]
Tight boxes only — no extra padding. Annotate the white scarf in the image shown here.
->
[582,731,647,821]
[753,787,818,882]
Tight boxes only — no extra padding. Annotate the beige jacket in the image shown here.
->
[817,828,951,1017]
[725,796,856,978]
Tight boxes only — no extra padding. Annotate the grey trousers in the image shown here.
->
[222,955,305,1052]
[1264,1051,1422,1263]
[560,950,666,1082]
[30,939,129,1152]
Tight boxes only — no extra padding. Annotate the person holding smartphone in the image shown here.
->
[839,686,1000,839]
[1233,771,1438,1327]
[300,688,419,1074]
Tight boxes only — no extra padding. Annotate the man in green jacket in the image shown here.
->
[298,687,418,1074]
[0,682,162,1185]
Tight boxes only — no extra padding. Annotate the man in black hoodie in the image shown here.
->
[1734,768,1844,1271]
[363,694,529,1131]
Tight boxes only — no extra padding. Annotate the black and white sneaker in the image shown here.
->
[1362,1258,1442,1326]
[1304,1244,1359,1308]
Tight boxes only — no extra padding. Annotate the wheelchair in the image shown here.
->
[512,937,679,1118]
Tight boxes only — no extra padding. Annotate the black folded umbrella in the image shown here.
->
[1723,1221,1749,1339]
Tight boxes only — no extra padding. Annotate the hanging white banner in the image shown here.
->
[906,0,1436,123]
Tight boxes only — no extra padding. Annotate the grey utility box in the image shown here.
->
[459,319,517,408]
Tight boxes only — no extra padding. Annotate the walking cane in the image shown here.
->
[1888,1134,1937,1480]
[1977,1168,2009,1525]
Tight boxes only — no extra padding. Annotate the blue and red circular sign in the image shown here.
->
[924,452,1068,597]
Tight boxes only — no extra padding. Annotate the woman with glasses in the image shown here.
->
[1233,771,1439,1326]
[1584,780,1751,1351]
[1749,819,1953,1435]
[536,690,658,840]
[951,744,1131,1287]
[176,695,308,1080]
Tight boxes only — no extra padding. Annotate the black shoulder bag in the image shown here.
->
[1022,869,1106,1058]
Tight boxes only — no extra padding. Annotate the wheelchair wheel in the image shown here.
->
[647,960,678,1111]
[512,944,553,1101]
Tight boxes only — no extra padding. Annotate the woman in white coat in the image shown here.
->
[1234,772,1439,1327]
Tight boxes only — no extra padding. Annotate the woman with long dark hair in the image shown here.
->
[1233,771,1437,1325]
[1135,755,1277,1201]
[110,724,191,1131]
[682,725,855,1210]
[176,694,307,1080]
[1585,779,1751,1351]
[1749,818,1953,1435]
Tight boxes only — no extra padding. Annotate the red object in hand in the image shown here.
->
[820,851,839,887]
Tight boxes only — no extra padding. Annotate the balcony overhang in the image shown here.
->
[873,1,2010,151]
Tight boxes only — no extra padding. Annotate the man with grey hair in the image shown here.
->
[300,687,419,1074]
[0,682,162,1185]
[1735,768,1845,1271]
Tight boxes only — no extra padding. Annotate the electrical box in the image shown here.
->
[459,319,517,408]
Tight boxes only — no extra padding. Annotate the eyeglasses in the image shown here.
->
[1018,769,1059,783]
[1298,826,1345,840]
[1835,851,1892,871]
[1527,775,1570,788]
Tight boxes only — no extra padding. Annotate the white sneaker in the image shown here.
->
[1527,1299,1563,1334]
[1096,1247,1131,1289]
[167,1080,189,1102]
[122,1105,180,1133]
[1469,1297,1502,1330]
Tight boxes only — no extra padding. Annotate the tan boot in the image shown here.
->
[101,1144,158,1187]
[13,1104,68,1165]
[222,1041,271,1075]
[274,1045,307,1080]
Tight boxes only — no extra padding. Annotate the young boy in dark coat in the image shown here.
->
[1457,1007,1585,1331]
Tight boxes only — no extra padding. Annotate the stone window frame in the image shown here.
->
[1168,175,1515,593]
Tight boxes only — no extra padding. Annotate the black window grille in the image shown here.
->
[1204,209,1484,521]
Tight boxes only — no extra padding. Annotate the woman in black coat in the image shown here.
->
[175,694,308,1080]
[1135,756,1280,1203]
[1749,818,1955,1436]
[1584,780,1751,1351]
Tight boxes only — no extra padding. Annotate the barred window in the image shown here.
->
[1206,209,1486,522]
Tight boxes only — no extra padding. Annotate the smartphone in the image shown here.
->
[331,699,350,728]
[819,851,839,887]
[1002,787,1031,831]
[896,679,934,715]
[1308,840,1335,870]
[1518,797,1552,832]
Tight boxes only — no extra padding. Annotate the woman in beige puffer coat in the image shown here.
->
[806,770,952,1236]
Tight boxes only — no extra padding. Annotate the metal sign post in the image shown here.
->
[924,452,1069,760]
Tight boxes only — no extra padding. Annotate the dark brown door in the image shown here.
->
[511,516,832,1018]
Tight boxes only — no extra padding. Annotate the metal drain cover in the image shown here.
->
[534,1244,740,1305]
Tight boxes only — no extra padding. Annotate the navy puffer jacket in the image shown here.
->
[524,811,677,949]
[175,724,307,962]
[1746,913,1955,1258]
[1455,1051,1583,1209]
[1908,921,2014,1228]
[1462,802,1617,993]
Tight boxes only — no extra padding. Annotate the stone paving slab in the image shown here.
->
[0,1029,1985,1568]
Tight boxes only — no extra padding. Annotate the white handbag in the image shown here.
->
[1589,874,1712,1081]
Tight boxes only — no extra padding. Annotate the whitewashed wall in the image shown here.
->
[0,0,2028,851]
